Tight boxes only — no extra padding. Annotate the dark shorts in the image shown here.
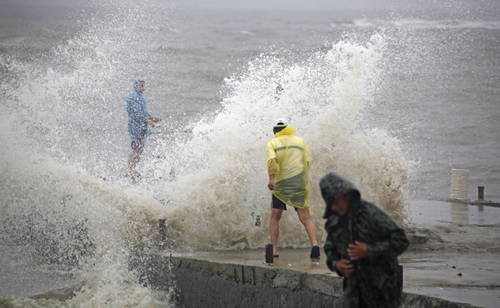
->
[271,195,298,211]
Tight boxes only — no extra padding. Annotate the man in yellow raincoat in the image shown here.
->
[267,119,319,260]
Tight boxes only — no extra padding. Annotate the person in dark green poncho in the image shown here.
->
[320,172,409,308]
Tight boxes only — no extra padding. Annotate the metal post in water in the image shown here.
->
[159,219,166,250]
[478,186,485,201]
[265,244,273,264]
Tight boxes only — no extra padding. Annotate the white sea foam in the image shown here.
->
[0,146,174,306]
[0,1,179,306]
[0,1,427,306]
[1,22,409,255]
[147,32,409,251]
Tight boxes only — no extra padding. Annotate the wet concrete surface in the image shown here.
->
[171,249,498,308]
[172,200,500,308]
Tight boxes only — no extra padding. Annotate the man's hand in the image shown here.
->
[268,174,275,191]
[268,179,275,191]
[335,259,354,277]
[145,116,160,127]
[347,241,367,260]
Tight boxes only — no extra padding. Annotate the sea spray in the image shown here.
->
[2,2,410,305]
[0,1,180,305]
[0,150,176,307]
[0,0,180,178]
[154,32,408,250]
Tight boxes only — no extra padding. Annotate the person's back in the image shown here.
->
[266,119,318,260]
[271,133,308,180]
[267,125,311,209]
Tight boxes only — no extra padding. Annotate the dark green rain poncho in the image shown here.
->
[320,172,409,308]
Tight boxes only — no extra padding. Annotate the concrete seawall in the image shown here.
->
[148,255,480,308]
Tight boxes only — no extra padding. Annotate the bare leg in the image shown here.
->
[296,208,318,246]
[270,208,283,255]
[128,150,141,177]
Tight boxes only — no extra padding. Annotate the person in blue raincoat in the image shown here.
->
[127,78,159,178]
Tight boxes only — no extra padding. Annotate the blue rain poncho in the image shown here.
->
[127,78,151,143]
[267,125,312,213]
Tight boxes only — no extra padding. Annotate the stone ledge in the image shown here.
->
[172,257,343,295]
[162,256,480,308]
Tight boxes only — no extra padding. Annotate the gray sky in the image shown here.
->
[2,0,496,13]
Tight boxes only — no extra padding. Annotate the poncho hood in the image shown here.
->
[320,172,361,219]
[275,125,297,137]
[133,78,145,92]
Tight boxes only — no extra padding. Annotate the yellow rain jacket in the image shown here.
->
[267,125,312,213]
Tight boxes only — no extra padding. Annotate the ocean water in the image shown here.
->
[1,0,499,306]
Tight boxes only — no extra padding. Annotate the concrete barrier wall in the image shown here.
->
[171,257,343,308]
[148,256,480,308]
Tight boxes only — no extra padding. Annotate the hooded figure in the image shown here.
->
[267,123,312,212]
[320,172,409,308]
[266,119,318,260]
[127,78,152,146]
[126,78,159,179]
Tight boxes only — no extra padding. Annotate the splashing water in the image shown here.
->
[1,1,180,306]
[0,1,411,306]
[153,32,408,251]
